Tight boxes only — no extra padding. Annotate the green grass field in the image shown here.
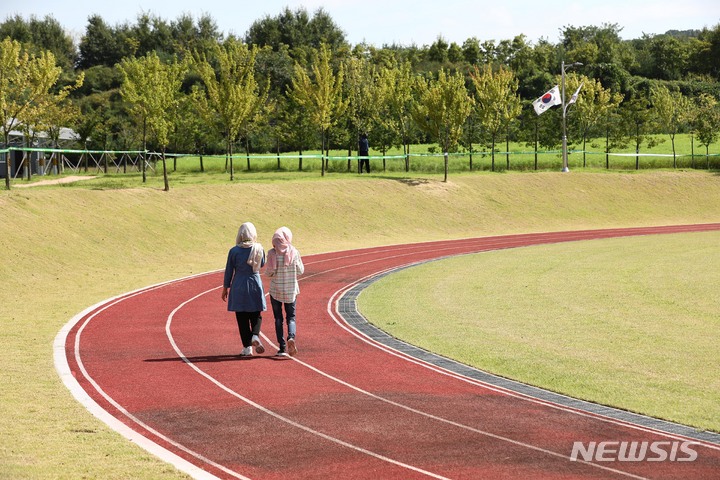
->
[358,232,720,431]
[1,169,719,478]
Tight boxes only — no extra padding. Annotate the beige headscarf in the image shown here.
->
[235,222,264,273]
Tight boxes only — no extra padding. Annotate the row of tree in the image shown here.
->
[2,9,720,190]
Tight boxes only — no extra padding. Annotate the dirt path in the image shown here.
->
[13,176,96,188]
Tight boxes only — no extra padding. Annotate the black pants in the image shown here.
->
[359,158,370,173]
[235,311,262,347]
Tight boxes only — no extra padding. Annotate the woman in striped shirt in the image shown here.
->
[266,227,304,356]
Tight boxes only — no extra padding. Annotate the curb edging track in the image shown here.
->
[337,259,720,446]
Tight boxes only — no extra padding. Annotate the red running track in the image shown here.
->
[55,224,720,480]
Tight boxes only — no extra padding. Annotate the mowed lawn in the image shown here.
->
[1,169,719,479]
[358,231,720,431]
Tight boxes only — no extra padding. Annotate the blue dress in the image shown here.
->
[223,245,266,312]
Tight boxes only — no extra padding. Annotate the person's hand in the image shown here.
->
[221,288,228,302]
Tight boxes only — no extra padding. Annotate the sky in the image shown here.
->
[2,0,719,47]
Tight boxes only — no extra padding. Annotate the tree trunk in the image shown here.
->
[671,135,677,168]
[469,142,473,171]
[246,137,251,171]
[162,148,170,192]
[3,133,10,189]
[491,135,496,172]
[443,152,448,183]
[321,130,326,177]
[635,124,640,170]
[505,133,510,170]
[277,139,281,170]
[230,141,234,181]
[691,134,695,169]
[404,142,410,172]
[142,119,147,183]
[604,126,609,169]
[706,145,710,170]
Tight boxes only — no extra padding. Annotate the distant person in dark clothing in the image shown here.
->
[358,132,370,173]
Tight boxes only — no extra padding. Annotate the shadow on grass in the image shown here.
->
[374,176,431,186]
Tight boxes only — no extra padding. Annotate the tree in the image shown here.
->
[0,38,63,189]
[78,15,131,68]
[470,65,522,171]
[0,14,77,71]
[693,93,720,168]
[245,7,347,57]
[564,75,623,167]
[650,84,691,167]
[30,71,84,176]
[375,62,415,171]
[618,91,663,170]
[119,52,186,190]
[280,90,317,170]
[286,43,346,176]
[193,39,266,180]
[343,55,377,157]
[412,69,473,181]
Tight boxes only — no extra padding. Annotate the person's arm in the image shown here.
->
[266,249,276,276]
[296,253,304,275]
[222,249,234,300]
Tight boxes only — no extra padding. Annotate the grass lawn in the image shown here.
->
[358,231,720,432]
[1,169,719,478]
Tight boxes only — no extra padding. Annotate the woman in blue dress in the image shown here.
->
[221,222,267,356]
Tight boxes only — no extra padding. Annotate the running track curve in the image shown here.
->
[55,224,720,480]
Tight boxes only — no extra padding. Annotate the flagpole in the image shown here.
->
[561,61,582,172]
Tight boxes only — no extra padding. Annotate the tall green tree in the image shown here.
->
[564,75,623,167]
[245,7,347,58]
[286,43,346,176]
[650,84,692,167]
[470,65,522,171]
[193,39,266,179]
[119,52,186,190]
[0,38,63,189]
[412,69,473,181]
[78,15,131,68]
[618,94,662,169]
[0,14,77,72]
[375,62,416,171]
[693,93,720,167]
[344,55,376,141]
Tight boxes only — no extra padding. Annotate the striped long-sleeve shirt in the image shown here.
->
[266,252,304,303]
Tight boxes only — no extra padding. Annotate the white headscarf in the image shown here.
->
[235,222,264,273]
[266,226,298,272]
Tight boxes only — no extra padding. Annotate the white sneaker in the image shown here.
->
[251,335,265,354]
[287,338,297,357]
[240,346,253,357]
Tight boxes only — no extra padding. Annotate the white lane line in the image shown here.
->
[166,288,452,480]
[55,272,241,480]
[60,227,720,479]
[169,244,646,479]
[325,244,720,452]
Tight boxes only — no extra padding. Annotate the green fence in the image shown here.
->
[1,146,719,184]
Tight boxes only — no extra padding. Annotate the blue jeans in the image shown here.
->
[271,296,296,350]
